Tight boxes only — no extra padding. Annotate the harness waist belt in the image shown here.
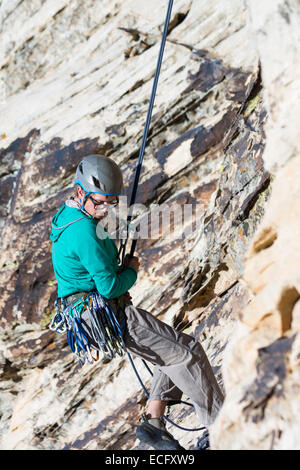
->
[63,291,89,306]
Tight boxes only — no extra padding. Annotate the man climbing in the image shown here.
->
[50,154,224,450]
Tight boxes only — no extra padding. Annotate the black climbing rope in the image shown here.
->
[127,354,206,433]
[118,0,174,265]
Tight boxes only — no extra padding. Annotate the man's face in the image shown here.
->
[78,187,118,220]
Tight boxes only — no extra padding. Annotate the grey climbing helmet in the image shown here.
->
[75,154,124,196]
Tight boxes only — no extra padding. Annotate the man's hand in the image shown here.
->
[122,253,131,269]
[123,291,132,303]
[127,255,140,272]
[121,254,140,272]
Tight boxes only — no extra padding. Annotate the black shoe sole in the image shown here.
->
[136,422,185,451]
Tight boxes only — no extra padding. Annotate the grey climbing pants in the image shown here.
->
[72,292,224,427]
[115,298,224,427]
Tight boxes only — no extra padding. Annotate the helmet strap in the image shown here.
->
[80,191,91,212]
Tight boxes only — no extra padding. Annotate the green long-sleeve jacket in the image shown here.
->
[50,204,137,299]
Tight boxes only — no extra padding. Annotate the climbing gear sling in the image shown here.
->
[49,291,125,367]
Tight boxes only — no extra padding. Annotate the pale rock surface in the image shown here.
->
[246,0,300,173]
[210,0,300,450]
[0,0,295,452]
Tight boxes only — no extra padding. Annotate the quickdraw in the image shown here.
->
[49,292,125,367]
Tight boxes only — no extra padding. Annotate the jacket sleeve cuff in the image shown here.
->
[126,266,138,277]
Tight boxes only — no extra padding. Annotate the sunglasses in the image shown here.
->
[89,195,119,209]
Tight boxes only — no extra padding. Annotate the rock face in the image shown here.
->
[210,0,300,450]
[0,0,298,451]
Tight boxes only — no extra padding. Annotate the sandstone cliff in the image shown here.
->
[0,0,298,450]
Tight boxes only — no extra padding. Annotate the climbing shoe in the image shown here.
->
[136,414,185,450]
[196,429,210,450]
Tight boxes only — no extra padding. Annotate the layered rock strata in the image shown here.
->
[1,0,295,451]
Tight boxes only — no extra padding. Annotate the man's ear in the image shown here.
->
[78,186,85,200]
